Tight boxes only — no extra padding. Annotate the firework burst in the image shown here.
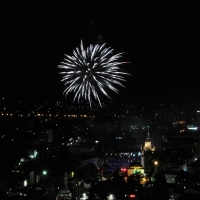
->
[58,41,130,107]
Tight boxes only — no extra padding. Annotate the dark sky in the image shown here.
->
[1,1,199,107]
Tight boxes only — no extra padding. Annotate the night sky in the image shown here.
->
[1,1,199,107]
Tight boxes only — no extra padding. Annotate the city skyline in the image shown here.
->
[1,1,199,107]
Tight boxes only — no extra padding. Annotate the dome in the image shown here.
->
[129,162,143,167]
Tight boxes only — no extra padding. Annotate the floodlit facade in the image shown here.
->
[127,162,144,176]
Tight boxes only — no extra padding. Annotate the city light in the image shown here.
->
[129,194,136,198]
[24,180,27,187]
[187,125,198,130]
[121,167,127,172]
[154,161,158,165]
[1,3,199,200]
[107,194,115,200]
[42,170,47,175]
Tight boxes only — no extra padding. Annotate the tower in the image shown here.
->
[141,149,145,167]
[144,129,151,151]
[141,129,155,173]
[143,129,155,152]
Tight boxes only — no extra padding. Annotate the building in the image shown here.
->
[141,129,155,172]
[43,129,53,143]
[80,157,101,168]
[143,129,155,152]
[154,161,187,172]
[127,162,144,176]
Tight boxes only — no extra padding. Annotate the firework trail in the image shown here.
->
[58,41,130,107]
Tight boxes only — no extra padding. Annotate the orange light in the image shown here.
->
[129,194,136,198]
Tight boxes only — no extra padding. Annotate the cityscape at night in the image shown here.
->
[1,1,200,200]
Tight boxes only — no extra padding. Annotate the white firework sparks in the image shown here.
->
[58,41,130,107]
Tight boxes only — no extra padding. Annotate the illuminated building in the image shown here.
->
[127,162,147,185]
[127,162,144,176]
[143,129,155,152]
[141,129,155,172]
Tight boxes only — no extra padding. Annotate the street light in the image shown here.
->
[154,161,158,166]
[42,170,47,175]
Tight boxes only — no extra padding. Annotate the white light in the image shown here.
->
[24,180,27,186]
[42,170,47,175]
[34,150,38,157]
[107,194,115,200]
[188,125,198,130]
[188,127,198,130]
[95,140,99,143]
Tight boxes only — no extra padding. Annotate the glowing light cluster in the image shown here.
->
[59,41,129,107]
